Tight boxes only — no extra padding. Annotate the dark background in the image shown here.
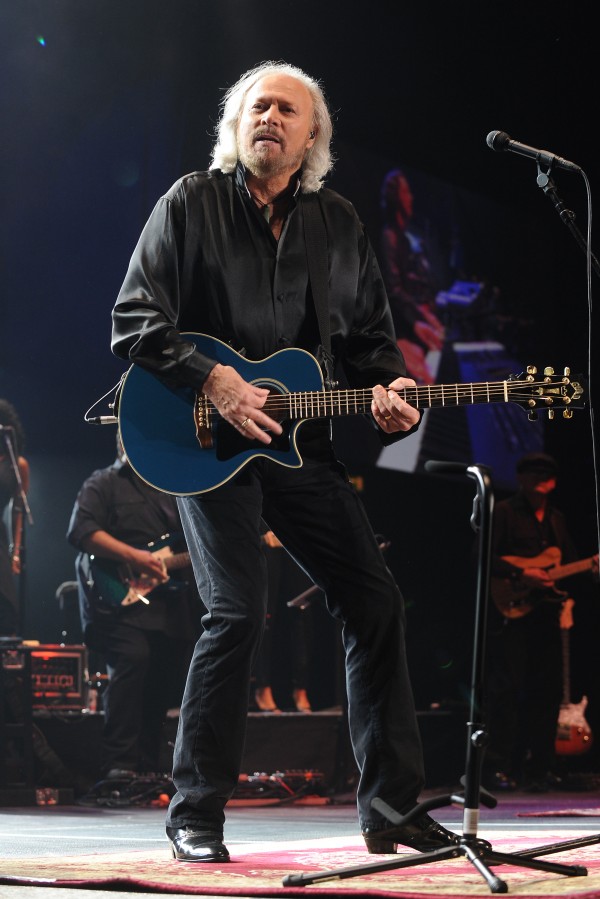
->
[2,2,598,763]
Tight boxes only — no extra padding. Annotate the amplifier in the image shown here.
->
[27,644,88,711]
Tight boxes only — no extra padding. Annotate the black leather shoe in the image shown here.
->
[167,826,230,862]
[362,814,461,854]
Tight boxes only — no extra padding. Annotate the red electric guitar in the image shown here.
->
[555,598,593,756]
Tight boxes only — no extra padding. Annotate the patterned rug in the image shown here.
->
[518,809,600,817]
[1,832,600,897]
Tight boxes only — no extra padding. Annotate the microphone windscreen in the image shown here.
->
[486,130,510,151]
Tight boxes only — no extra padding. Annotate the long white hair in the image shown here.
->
[209,60,335,193]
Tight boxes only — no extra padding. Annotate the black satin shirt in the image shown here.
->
[111,165,416,447]
[67,459,181,550]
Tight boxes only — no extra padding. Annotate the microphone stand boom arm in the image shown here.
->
[536,165,600,278]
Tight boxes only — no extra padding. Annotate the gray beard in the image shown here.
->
[239,143,305,179]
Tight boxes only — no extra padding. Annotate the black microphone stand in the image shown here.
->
[535,163,600,278]
[283,462,600,894]
[536,162,600,561]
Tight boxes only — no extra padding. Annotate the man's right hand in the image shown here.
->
[131,549,169,582]
[202,363,283,444]
[521,567,555,590]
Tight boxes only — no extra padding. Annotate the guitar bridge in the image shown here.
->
[194,394,213,449]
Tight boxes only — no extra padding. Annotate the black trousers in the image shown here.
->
[485,607,563,779]
[167,452,425,834]
[100,624,190,775]
[252,540,313,694]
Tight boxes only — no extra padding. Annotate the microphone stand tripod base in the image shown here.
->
[282,836,592,894]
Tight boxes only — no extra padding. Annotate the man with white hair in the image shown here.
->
[111,60,459,862]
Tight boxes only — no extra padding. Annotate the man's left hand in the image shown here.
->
[372,379,420,433]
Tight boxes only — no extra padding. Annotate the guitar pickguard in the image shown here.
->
[216,416,292,461]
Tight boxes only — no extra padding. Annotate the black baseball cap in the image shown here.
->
[516,452,558,476]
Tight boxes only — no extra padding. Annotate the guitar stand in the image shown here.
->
[282,462,600,894]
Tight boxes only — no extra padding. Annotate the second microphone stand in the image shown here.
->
[283,462,600,894]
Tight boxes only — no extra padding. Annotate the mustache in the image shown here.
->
[253,129,280,143]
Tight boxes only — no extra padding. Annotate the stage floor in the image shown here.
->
[0,786,599,899]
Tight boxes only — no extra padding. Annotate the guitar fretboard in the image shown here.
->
[252,378,561,420]
[551,558,595,581]
[165,552,190,572]
[560,628,572,706]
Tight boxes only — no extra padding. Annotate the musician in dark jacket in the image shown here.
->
[109,60,461,863]
[484,452,598,792]
[66,436,200,781]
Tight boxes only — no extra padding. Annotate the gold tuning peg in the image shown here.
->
[547,410,555,420]
[543,366,555,376]
[563,408,573,419]
[563,366,571,377]
[527,365,537,375]
[528,410,538,421]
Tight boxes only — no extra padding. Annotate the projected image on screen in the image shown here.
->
[372,162,545,490]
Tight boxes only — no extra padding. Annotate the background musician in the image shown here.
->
[484,452,599,792]
[67,435,201,782]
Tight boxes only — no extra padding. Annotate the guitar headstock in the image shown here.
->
[509,366,585,420]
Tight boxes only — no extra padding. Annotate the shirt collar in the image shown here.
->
[235,162,301,201]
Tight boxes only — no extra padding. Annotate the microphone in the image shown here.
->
[486,130,581,173]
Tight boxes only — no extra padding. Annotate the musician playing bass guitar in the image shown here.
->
[484,452,599,794]
[66,435,202,783]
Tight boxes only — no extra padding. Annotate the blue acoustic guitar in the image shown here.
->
[117,333,584,496]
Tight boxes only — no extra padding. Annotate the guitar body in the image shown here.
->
[556,697,594,756]
[491,548,564,618]
[554,599,593,755]
[89,534,190,608]
[118,333,324,495]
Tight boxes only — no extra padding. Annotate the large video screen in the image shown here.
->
[330,148,548,491]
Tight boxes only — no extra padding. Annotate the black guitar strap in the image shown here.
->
[301,192,336,389]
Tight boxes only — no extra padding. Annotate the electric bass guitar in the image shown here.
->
[116,332,584,496]
[89,534,191,608]
[555,598,593,756]
[491,547,597,619]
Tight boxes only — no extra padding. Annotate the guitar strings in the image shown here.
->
[198,378,575,420]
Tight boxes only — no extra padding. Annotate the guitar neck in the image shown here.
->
[551,557,595,582]
[560,627,571,705]
[165,552,190,572]
[261,378,547,420]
